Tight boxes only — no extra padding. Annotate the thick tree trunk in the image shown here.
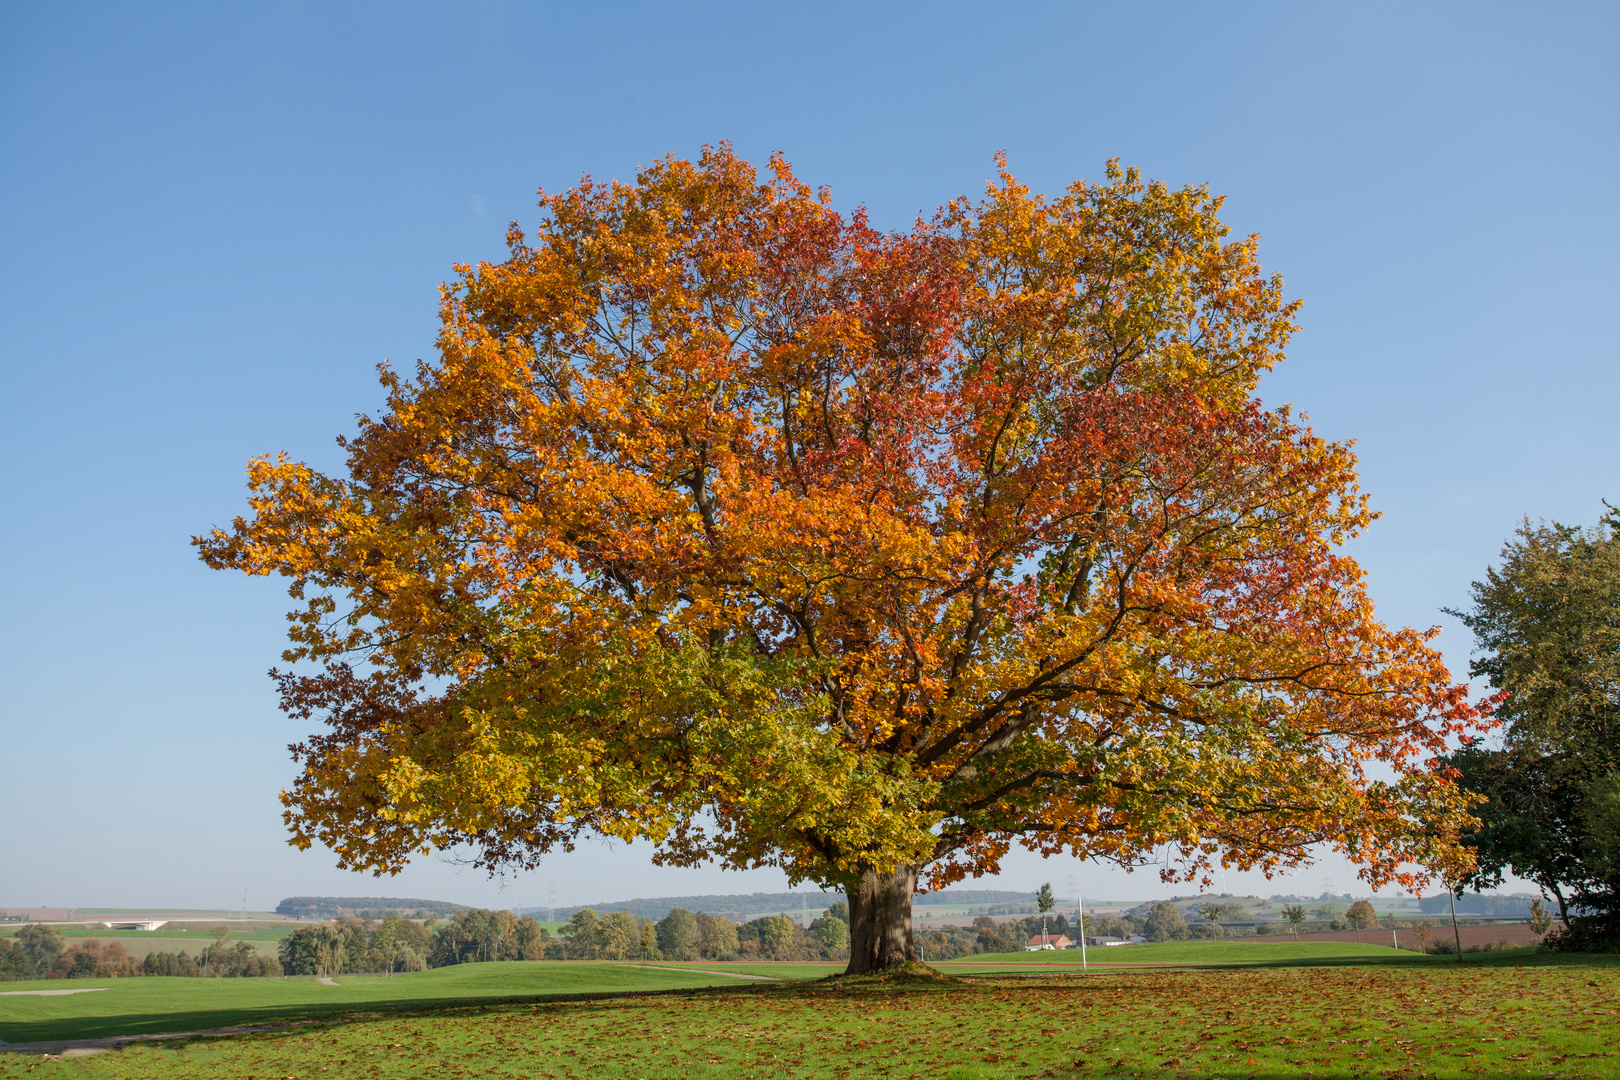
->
[844,865,917,975]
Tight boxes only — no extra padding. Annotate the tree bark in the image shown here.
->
[844,865,917,974]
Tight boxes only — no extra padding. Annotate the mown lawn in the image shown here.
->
[0,964,747,1044]
[2,958,1618,1078]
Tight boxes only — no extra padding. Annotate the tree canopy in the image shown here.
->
[198,146,1485,972]
[1445,508,1620,948]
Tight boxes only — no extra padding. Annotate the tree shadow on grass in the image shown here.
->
[0,983,765,1048]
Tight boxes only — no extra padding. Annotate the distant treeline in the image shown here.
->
[1417,894,1537,917]
[276,912,545,974]
[534,891,845,923]
[0,925,279,980]
[537,888,1038,924]
[275,896,469,919]
[276,905,854,968]
[562,904,852,962]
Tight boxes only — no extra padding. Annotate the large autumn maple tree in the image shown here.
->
[199,146,1485,973]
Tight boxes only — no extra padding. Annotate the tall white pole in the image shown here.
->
[1078,891,1088,972]
[1069,869,1088,973]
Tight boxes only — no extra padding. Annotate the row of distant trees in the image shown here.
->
[0,925,280,981]
[276,911,544,974]
[271,905,855,969]
[562,904,851,962]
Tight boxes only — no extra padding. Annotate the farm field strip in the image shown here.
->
[1,963,1615,1079]
[0,938,280,962]
[0,929,293,942]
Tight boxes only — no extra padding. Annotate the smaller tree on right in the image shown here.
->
[1445,508,1620,950]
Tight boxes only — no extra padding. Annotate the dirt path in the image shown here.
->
[0,988,108,997]
[315,976,339,986]
[0,1021,317,1059]
[627,965,780,982]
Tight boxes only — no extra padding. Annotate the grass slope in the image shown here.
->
[3,962,1617,1078]
[0,963,749,1045]
[634,961,844,981]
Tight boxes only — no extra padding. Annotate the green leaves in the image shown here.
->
[1446,508,1620,944]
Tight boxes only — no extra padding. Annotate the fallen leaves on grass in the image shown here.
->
[3,965,1618,1079]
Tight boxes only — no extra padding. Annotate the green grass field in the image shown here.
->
[659,939,1613,976]
[0,964,753,1045]
[4,946,1618,1078]
[3,959,1618,1078]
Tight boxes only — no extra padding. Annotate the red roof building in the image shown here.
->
[1024,933,1073,950]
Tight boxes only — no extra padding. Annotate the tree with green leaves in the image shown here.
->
[598,911,643,960]
[561,909,602,960]
[813,913,850,951]
[656,908,699,960]
[1281,904,1307,940]
[1036,883,1056,944]
[0,937,32,980]
[15,924,65,976]
[751,915,797,959]
[1144,900,1189,942]
[1444,508,1620,950]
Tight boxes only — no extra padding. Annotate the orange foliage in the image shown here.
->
[197,146,1487,905]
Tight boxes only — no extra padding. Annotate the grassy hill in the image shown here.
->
[274,897,468,919]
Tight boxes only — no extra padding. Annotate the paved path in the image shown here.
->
[628,965,780,982]
[0,988,108,997]
[315,977,339,986]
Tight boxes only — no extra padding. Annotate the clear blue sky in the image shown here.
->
[2,2,1615,913]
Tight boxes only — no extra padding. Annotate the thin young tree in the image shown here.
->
[199,146,1487,975]
[1036,883,1056,946]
